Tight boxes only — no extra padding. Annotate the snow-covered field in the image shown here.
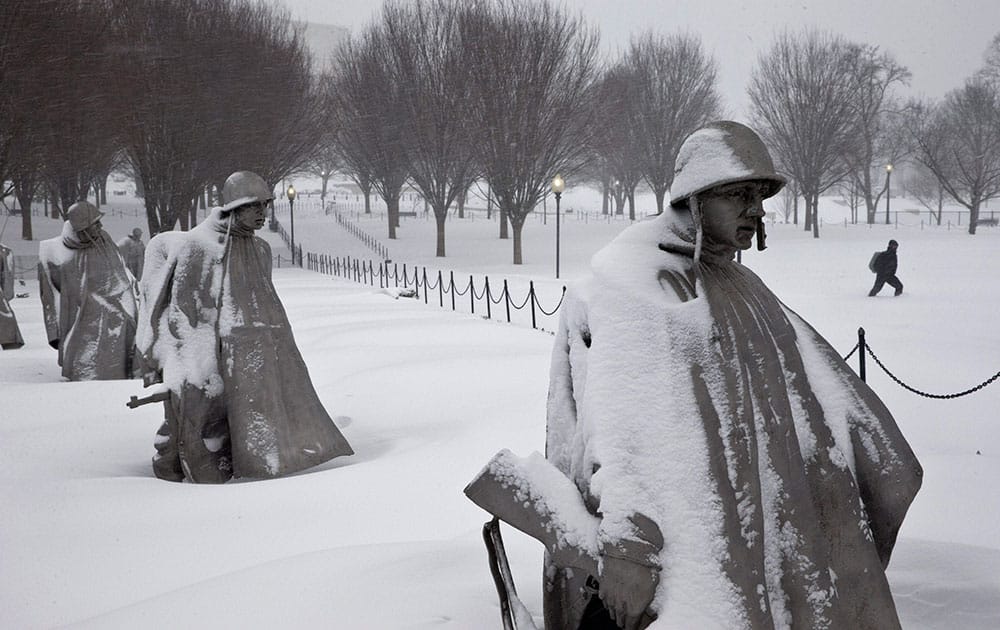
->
[1,189,998,628]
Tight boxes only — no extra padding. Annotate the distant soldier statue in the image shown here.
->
[466,122,922,630]
[38,201,138,380]
[117,227,146,280]
[0,241,25,350]
[136,171,353,483]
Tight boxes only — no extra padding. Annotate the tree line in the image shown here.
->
[3,0,998,259]
[1,0,319,239]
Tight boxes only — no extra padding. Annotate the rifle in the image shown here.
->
[464,450,663,630]
[126,390,170,409]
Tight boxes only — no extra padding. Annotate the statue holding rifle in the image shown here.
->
[466,122,922,630]
[134,171,352,483]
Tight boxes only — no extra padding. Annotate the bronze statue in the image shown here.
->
[135,171,353,483]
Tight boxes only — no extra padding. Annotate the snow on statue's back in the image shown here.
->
[467,121,922,630]
[135,171,352,483]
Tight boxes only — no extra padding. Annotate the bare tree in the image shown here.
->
[303,140,342,203]
[21,1,121,215]
[591,66,644,220]
[624,32,722,214]
[909,80,1000,235]
[749,30,859,238]
[841,45,911,224]
[110,0,314,233]
[978,32,1000,85]
[327,28,409,239]
[205,3,323,196]
[381,0,479,257]
[461,0,600,264]
[905,160,947,225]
[0,0,50,239]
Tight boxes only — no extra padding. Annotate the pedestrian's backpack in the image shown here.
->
[868,251,881,273]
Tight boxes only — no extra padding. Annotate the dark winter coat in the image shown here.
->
[545,209,922,629]
[872,249,898,276]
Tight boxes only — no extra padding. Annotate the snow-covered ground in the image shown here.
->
[1,189,999,628]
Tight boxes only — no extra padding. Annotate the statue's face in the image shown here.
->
[78,220,104,244]
[234,201,268,231]
[699,182,766,251]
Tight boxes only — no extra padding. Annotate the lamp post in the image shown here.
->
[551,174,565,278]
[884,164,893,225]
[287,184,297,265]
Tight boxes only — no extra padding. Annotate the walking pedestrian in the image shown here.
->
[868,239,903,297]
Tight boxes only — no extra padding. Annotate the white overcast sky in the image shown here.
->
[278,0,999,120]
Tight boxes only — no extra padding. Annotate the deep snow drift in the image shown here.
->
[1,194,998,629]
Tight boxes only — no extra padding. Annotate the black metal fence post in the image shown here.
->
[529,281,537,329]
[450,271,456,311]
[485,277,492,319]
[858,327,867,382]
[438,271,443,307]
[469,275,475,314]
[504,280,511,323]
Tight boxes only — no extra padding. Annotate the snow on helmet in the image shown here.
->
[66,201,104,231]
[221,171,275,213]
[669,121,785,208]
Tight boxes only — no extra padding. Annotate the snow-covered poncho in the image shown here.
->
[0,243,24,350]
[116,234,145,280]
[37,224,138,379]
[544,210,922,630]
[136,208,353,480]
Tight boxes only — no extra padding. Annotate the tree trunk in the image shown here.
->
[499,207,509,239]
[457,187,465,219]
[654,188,666,215]
[510,213,524,265]
[968,198,980,235]
[434,206,447,257]
[793,193,798,225]
[602,180,610,215]
[386,194,399,239]
[811,193,820,238]
[16,188,34,241]
[628,190,635,221]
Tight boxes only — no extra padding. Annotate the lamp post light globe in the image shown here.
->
[551,175,565,278]
[287,185,298,265]
[884,164,893,225]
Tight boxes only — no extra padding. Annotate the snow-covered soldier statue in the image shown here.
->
[0,241,25,350]
[117,227,145,280]
[38,201,138,379]
[135,170,353,483]
[466,121,922,630]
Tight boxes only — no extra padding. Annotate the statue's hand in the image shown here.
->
[597,512,664,630]
[598,553,659,630]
